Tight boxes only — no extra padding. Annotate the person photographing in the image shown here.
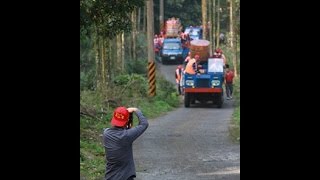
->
[103,107,149,180]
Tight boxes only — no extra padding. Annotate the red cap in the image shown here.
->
[215,48,222,53]
[111,107,129,127]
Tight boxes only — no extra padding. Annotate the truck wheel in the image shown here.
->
[217,93,223,108]
[184,93,190,107]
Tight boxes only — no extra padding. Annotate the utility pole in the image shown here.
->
[147,0,156,96]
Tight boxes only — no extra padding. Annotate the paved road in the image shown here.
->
[133,61,240,180]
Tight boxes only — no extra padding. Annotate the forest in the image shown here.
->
[80,0,240,179]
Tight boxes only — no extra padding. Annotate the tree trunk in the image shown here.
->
[127,33,132,64]
[212,0,216,51]
[132,8,137,61]
[208,0,212,56]
[201,0,207,40]
[100,36,107,92]
[110,38,115,80]
[94,33,100,91]
[143,5,146,32]
[229,0,237,77]
[138,7,141,32]
[121,33,125,71]
[160,0,164,34]
[116,34,122,73]
[105,39,111,86]
[216,0,220,48]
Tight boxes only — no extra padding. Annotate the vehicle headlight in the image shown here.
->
[185,80,194,86]
[211,80,220,86]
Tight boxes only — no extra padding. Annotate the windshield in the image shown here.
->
[163,42,180,50]
[185,28,200,36]
[208,58,224,73]
[189,30,200,36]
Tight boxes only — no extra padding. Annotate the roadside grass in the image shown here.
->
[229,76,240,143]
[80,74,179,179]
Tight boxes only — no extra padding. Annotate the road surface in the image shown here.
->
[133,61,240,180]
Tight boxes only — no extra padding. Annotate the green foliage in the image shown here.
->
[80,136,105,179]
[135,33,148,58]
[218,44,240,74]
[80,71,180,179]
[154,74,180,107]
[126,58,148,75]
[152,0,239,34]
[220,44,240,142]
[80,0,145,38]
[80,0,241,178]
[80,33,96,91]
[80,90,105,111]
[230,76,240,142]
[112,74,148,100]
[153,0,202,33]
[124,33,148,74]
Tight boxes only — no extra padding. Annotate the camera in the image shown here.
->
[126,113,133,129]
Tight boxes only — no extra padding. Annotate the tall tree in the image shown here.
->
[229,0,237,77]
[202,0,207,40]
[208,0,212,55]
[143,5,146,32]
[131,8,137,61]
[100,38,106,90]
[137,7,141,32]
[212,0,216,51]
[116,34,122,73]
[216,0,220,48]
[121,33,125,71]
[80,0,144,93]
[94,34,101,91]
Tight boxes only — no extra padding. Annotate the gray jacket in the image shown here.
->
[103,110,149,180]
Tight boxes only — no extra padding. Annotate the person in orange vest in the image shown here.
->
[184,54,201,75]
[184,52,192,67]
[175,65,183,95]
[224,64,235,100]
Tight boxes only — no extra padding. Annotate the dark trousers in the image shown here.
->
[225,83,233,97]
[177,83,181,95]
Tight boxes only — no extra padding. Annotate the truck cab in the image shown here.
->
[183,58,224,108]
[160,38,184,64]
[184,27,203,40]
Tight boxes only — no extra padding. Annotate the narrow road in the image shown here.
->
[133,62,240,180]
